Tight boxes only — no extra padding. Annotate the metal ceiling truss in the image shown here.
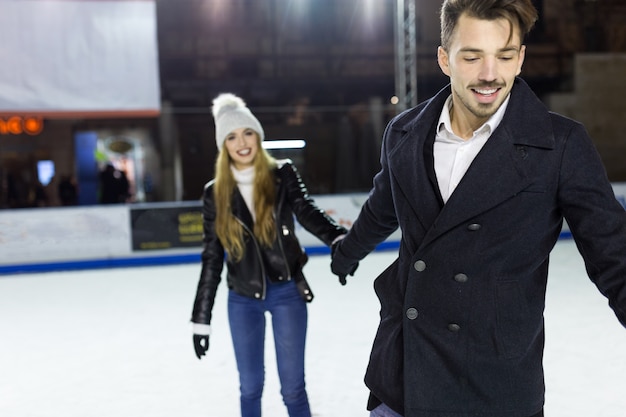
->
[394,0,418,111]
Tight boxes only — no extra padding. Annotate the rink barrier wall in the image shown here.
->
[1,185,625,276]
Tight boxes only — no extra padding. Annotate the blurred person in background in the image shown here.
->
[98,163,129,204]
[58,174,78,206]
[330,0,626,416]
[190,93,347,417]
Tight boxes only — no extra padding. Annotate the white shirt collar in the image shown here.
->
[437,93,511,140]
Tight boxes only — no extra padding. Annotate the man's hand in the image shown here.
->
[193,334,209,359]
[331,240,358,285]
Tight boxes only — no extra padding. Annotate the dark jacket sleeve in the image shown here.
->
[333,117,402,265]
[279,161,348,245]
[190,181,225,325]
[556,119,626,327]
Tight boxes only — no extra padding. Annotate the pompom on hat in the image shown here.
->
[212,93,264,150]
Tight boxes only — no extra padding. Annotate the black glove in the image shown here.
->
[193,334,209,360]
[331,240,358,286]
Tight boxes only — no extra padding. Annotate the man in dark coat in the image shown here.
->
[330,1,626,416]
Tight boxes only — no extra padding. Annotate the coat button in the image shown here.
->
[414,260,426,272]
[448,323,461,332]
[454,273,468,283]
[467,223,481,231]
[254,292,261,299]
[406,308,419,320]
[278,276,283,281]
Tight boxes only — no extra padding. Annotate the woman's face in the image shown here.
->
[223,127,259,170]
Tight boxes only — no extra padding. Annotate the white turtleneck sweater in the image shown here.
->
[231,165,256,221]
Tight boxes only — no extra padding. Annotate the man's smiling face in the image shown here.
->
[437,13,526,134]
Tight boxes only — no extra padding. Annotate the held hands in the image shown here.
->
[330,240,358,285]
[193,334,209,360]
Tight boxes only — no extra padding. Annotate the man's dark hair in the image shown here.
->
[440,0,538,50]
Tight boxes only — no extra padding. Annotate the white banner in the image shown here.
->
[0,0,160,117]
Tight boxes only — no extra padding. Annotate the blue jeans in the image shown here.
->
[370,403,404,417]
[228,280,311,417]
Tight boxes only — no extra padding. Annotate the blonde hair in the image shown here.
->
[213,133,277,262]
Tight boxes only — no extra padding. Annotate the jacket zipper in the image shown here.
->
[274,199,292,281]
[276,222,291,281]
[235,217,267,300]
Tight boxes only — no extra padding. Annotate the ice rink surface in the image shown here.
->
[1,239,625,416]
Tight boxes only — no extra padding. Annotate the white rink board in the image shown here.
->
[0,205,131,264]
[0,194,381,272]
[1,184,624,273]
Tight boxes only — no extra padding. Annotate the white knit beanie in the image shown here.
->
[212,93,264,150]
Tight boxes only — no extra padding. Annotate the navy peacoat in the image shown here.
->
[335,78,626,417]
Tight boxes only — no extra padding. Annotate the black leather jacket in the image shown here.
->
[191,159,347,325]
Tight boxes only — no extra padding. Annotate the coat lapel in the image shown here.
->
[419,127,530,247]
[232,188,254,229]
[388,93,447,232]
[418,78,555,248]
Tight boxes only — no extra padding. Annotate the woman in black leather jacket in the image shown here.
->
[191,93,346,417]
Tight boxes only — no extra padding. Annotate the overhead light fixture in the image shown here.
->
[262,139,306,150]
